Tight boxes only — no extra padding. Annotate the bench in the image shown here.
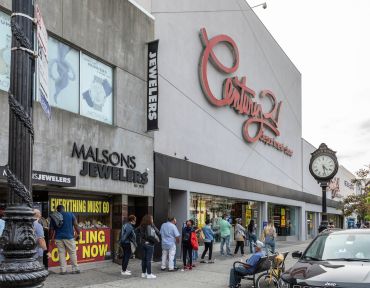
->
[232,255,271,287]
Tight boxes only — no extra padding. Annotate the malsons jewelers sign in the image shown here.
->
[199,28,293,156]
[72,143,148,185]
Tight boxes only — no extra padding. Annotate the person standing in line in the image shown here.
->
[247,219,257,254]
[262,219,277,254]
[50,205,80,275]
[120,215,136,276]
[200,219,214,263]
[139,214,160,279]
[219,214,232,256]
[160,217,180,271]
[33,209,48,265]
[234,218,246,256]
[181,220,196,270]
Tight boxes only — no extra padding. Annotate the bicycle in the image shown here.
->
[256,251,289,288]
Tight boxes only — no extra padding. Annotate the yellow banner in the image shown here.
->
[50,198,110,214]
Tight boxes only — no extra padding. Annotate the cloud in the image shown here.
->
[360,119,370,130]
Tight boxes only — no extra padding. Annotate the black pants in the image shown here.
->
[142,243,154,274]
[234,241,244,255]
[121,243,131,272]
[201,241,213,260]
[182,244,193,267]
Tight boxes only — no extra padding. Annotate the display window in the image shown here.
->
[189,193,259,243]
[268,204,298,237]
[47,195,112,268]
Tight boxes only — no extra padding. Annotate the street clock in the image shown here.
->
[309,143,339,183]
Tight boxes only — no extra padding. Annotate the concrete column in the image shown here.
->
[259,201,268,237]
[298,206,305,241]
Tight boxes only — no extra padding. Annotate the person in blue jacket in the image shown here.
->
[120,215,137,276]
[200,219,215,263]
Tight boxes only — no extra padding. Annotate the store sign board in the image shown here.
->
[0,166,76,187]
[71,143,148,186]
[147,40,159,131]
[48,228,111,267]
[198,28,293,157]
[49,197,110,215]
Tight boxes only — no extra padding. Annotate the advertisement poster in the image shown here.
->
[0,11,11,92]
[48,37,79,113]
[48,228,111,267]
[80,53,113,124]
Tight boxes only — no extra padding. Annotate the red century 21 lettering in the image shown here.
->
[198,28,293,156]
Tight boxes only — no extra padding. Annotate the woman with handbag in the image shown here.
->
[262,219,277,254]
[119,215,137,276]
[234,218,246,256]
[139,214,160,279]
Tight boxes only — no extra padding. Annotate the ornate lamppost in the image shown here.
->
[0,0,48,287]
[309,143,339,233]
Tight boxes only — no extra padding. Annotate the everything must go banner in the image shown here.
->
[48,228,111,267]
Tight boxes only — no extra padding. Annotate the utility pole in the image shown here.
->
[0,0,48,287]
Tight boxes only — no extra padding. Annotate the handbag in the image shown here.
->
[146,225,160,244]
[130,241,137,253]
[190,231,199,251]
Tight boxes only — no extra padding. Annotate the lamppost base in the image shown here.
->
[318,221,328,233]
[0,259,48,288]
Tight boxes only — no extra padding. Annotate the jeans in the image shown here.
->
[182,244,192,267]
[201,241,213,260]
[249,234,257,253]
[234,241,244,255]
[229,266,253,287]
[142,243,154,274]
[161,245,176,270]
[121,243,131,272]
[220,235,231,255]
[55,239,79,273]
[264,237,275,254]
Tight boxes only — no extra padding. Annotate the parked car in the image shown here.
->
[280,229,370,288]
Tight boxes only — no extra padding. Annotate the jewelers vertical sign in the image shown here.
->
[147,40,159,131]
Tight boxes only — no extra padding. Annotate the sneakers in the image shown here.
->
[72,270,80,274]
[59,271,67,275]
[121,270,131,276]
[161,267,166,271]
[141,273,147,278]
[146,274,157,279]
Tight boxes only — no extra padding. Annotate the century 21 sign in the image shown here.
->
[199,28,293,156]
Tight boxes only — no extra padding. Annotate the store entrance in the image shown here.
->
[127,196,151,226]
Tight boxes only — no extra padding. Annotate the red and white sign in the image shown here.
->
[199,28,293,156]
[48,228,111,267]
[35,4,51,119]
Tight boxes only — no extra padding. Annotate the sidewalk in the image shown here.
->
[44,240,311,288]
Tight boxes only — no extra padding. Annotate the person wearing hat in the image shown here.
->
[229,240,266,288]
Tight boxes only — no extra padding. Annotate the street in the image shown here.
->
[45,240,310,288]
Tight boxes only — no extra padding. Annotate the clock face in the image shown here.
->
[311,155,336,178]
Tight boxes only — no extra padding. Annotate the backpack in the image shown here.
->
[190,232,198,251]
[182,228,191,243]
[50,211,64,228]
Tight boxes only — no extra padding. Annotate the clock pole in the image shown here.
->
[308,143,339,234]
[319,182,328,232]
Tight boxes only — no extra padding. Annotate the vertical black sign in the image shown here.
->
[147,40,159,131]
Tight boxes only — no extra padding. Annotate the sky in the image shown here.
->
[250,0,370,174]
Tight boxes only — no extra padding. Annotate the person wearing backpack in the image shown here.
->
[181,220,196,270]
[50,205,80,275]
[120,215,137,276]
[139,214,160,279]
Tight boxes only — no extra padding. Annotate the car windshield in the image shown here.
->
[303,232,370,261]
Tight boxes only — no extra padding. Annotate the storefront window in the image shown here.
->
[306,211,315,239]
[189,193,259,243]
[268,204,298,237]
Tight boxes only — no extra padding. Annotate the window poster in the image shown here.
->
[80,53,113,124]
[48,37,79,113]
[0,11,11,92]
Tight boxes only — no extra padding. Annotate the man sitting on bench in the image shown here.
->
[229,240,266,288]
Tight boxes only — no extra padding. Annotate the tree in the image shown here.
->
[338,164,370,222]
